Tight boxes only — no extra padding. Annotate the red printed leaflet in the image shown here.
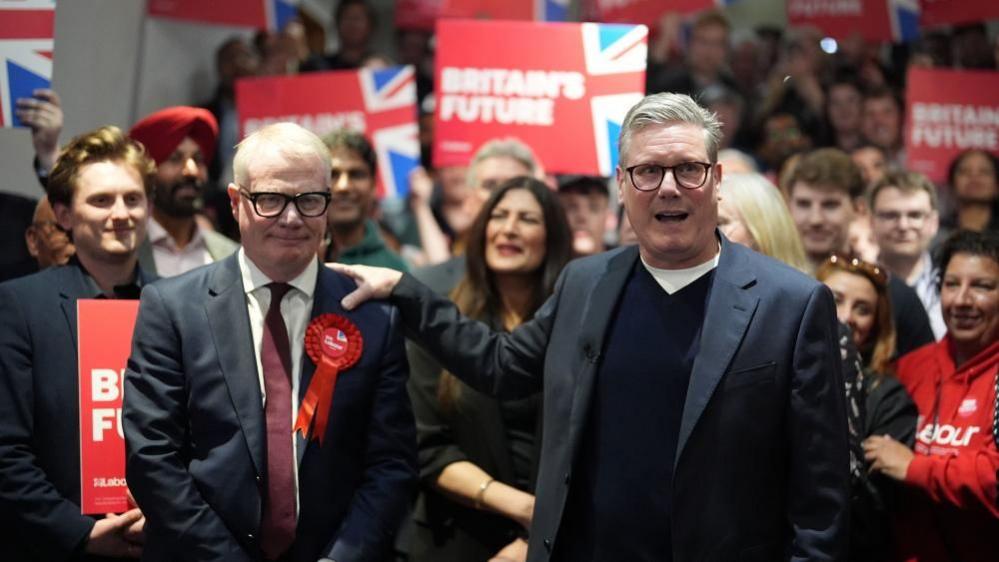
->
[78,300,139,514]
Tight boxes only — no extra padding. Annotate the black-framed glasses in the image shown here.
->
[239,188,331,218]
[873,210,932,225]
[625,162,714,191]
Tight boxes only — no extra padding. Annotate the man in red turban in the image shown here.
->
[128,106,238,277]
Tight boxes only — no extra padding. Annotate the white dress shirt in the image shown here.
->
[148,217,214,277]
[238,249,318,515]
[910,251,946,341]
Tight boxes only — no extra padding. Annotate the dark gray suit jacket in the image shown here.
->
[123,254,417,562]
[390,236,850,562]
[0,264,151,562]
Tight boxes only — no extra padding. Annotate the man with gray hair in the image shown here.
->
[123,123,417,562]
[332,93,848,561]
[415,136,541,293]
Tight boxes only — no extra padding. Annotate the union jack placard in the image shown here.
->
[235,66,419,199]
[0,0,55,128]
[147,0,297,32]
[434,19,648,176]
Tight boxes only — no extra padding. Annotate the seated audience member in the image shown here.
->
[700,84,750,152]
[557,176,610,257]
[414,138,541,295]
[0,192,40,281]
[817,254,918,562]
[646,10,736,98]
[825,76,864,153]
[757,27,828,145]
[717,148,758,174]
[864,230,999,562]
[25,196,74,270]
[861,87,905,168]
[788,148,935,356]
[941,149,998,235]
[851,143,889,187]
[756,111,813,174]
[203,36,260,186]
[0,126,153,561]
[717,172,809,272]
[300,0,377,72]
[407,177,572,562]
[870,171,946,339]
[321,129,409,272]
[129,106,239,277]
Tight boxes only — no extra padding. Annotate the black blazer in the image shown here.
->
[406,324,540,562]
[390,236,850,562]
[0,264,151,562]
[123,255,417,562]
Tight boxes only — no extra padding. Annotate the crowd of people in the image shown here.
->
[0,2,997,562]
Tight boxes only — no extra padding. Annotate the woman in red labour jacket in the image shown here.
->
[864,229,999,562]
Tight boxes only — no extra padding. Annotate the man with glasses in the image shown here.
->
[328,93,849,561]
[788,148,936,357]
[869,171,946,339]
[123,123,417,562]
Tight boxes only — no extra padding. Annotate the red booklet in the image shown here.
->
[78,300,138,514]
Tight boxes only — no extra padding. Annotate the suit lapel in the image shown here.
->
[58,265,94,352]
[674,240,758,467]
[296,265,346,466]
[566,246,639,457]
[205,256,266,477]
[136,238,158,277]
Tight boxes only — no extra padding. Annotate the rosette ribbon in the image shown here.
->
[294,313,362,445]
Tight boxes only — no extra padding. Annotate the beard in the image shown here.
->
[155,177,204,218]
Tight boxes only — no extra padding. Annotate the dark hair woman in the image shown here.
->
[406,176,572,562]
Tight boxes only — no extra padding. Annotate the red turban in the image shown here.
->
[128,106,219,166]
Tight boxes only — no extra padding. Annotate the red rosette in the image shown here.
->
[294,313,363,445]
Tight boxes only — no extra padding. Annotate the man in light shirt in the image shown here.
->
[128,106,238,277]
[869,171,946,339]
[123,123,416,562]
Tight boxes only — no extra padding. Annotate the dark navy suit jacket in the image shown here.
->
[390,235,850,562]
[0,263,150,562]
[123,254,417,562]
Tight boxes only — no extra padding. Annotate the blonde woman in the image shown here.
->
[717,172,810,272]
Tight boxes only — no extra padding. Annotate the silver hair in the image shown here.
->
[233,122,332,187]
[618,92,723,165]
[466,137,539,188]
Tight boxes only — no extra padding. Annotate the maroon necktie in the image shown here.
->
[260,282,296,559]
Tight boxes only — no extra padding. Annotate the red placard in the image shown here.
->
[920,0,999,28]
[235,66,420,198]
[905,68,999,184]
[395,0,443,31]
[440,0,534,20]
[147,0,297,31]
[582,0,710,26]
[786,0,920,43]
[78,300,139,515]
[434,19,647,176]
